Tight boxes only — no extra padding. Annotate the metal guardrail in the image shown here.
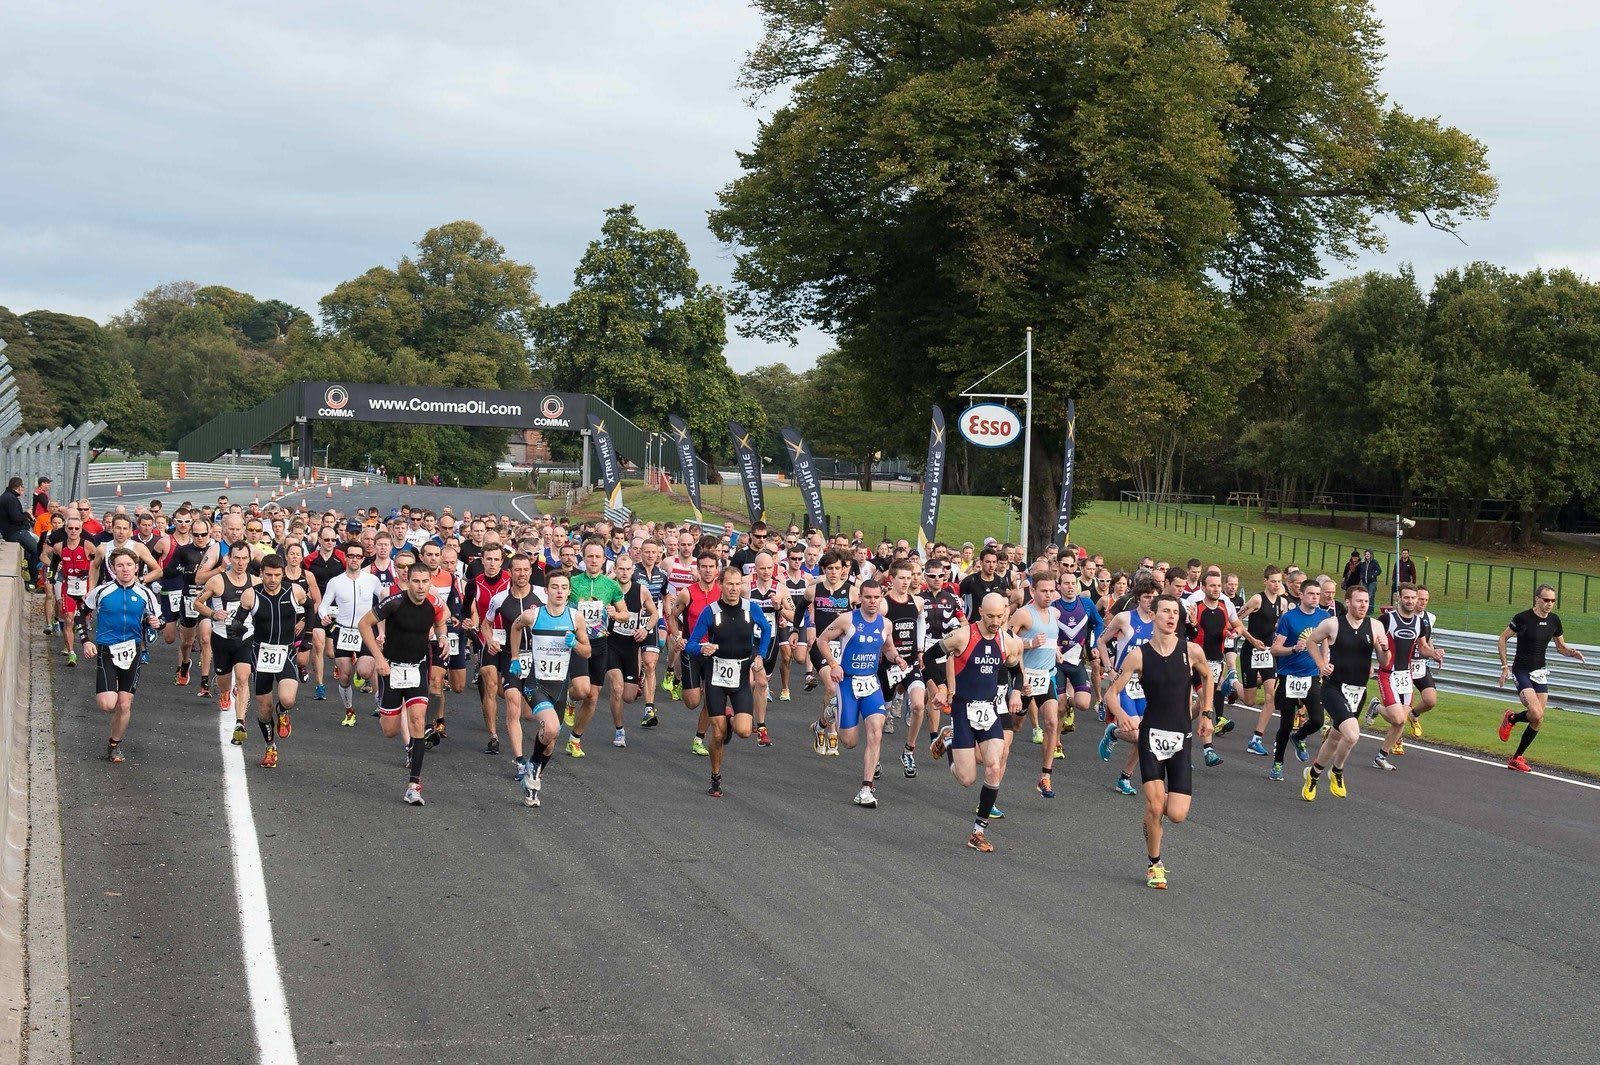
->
[85,461,148,483]
[1432,627,1600,715]
[0,543,28,1061]
[173,461,284,481]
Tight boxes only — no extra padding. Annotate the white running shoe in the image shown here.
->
[852,786,878,808]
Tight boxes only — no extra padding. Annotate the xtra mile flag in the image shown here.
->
[918,405,946,557]
[728,420,765,525]
[667,413,702,523]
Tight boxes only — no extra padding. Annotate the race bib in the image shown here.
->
[336,627,363,652]
[491,626,507,648]
[1208,661,1223,683]
[534,646,568,681]
[446,631,460,657]
[213,607,233,628]
[66,575,88,597]
[165,590,183,613]
[827,639,842,663]
[256,643,289,673]
[613,615,639,636]
[1147,727,1185,762]
[966,699,998,731]
[579,599,606,631]
[1064,643,1083,666]
[183,594,199,619]
[712,656,741,690]
[1410,658,1428,679]
[1341,683,1366,712]
[1530,668,1550,685]
[1285,675,1312,700]
[1024,668,1052,696]
[389,662,421,690]
[108,639,138,669]
[1391,671,1413,697]
[1250,647,1273,670]
[514,651,533,677]
[1124,675,1145,701]
[850,673,880,698]
[886,664,908,688]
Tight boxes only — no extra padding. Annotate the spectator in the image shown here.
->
[1396,547,1417,589]
[31,475,52,517]
[1356,549,1382,601]
[1342,550,1362,589]
[1,476,42,586]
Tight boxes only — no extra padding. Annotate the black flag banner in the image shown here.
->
[587,413,624,514]
[727,420,765,525]
[780,427,827,532]
[918,406,946,557]
[667,414,702,523]
[1054,400,1076,549]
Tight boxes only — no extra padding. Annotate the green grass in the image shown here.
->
[1363,693,1599,778]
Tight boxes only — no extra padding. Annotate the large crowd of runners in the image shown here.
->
[19,476,1587,890]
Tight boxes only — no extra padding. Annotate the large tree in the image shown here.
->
[710,0,1496,550]
[531,205,759,481]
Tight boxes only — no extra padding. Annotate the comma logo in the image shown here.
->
[540,396,564,420]
[324,385,349,410]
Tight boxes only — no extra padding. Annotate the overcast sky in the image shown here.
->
[2,1,1596,373]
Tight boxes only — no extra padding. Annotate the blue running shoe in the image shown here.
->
[1294,739,1309,762]
[1115,775,1137,796]
[989,806,1004,819]
[514,760,528,781]
[1097,723,1117,761]
[1246,735,1269,756]
[314,684,326,701]
[1095,701,1108,723]
[1223,668,1239,696]
[1203,747,1222,767]
[1270,762,1285,781]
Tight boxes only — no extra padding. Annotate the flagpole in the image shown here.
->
[1020,326,1033,559]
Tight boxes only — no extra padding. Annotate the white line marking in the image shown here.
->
[219,714,300,1063]
[510,493,539,522]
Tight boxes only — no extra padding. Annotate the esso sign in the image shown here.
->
[958,403,1022,448]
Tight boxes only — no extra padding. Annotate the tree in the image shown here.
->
[531,205,759,481]
[796,348,885,490]
[711,0,1495,551]
[738,362,807,459]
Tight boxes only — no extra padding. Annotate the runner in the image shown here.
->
[360,563,451,806]
[1268,578,1332,782]
[919,556,965,757]
[1185,572,1242,767]
[1053,564,1101,743]
[1237,566,1286,756]
[505,571,591,806]
[1095,576,1160,795]
[685,568,772,797]
[567,538,625,755]
[1406,584,1444,735]
[634,538,670,727]
[76,548,163,762]
[1007,568,1063,798]
[243,555,308,769]
[303,528,348,702]
[659,529,699,699]
[807,550,857,754]
[958,545,1012,616]
[1364,584,1443,768]
[47,515,100,666]
[878,559,927,776]
[466,544,511,753]
[928,593,1022,852]
[319,543,384,726]
[603,554,660,746]
[1497,585,1586,772]
[1103,594,1214,888]
[1301,586,1388,797]
[420,540,467,745]
[196,541,258,742]
[482,555,545,776]
[816,578,906,807]
[746,551,792,746]
[779,545,815,698]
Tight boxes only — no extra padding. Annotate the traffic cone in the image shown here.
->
[164,480,172,492]
[253,474,260,488]
[115,484,122,496]
[252,494,260,506]
[325,484,333,498]
[343,481,351,492]
[365,476,371,487]
[224,476,230,488]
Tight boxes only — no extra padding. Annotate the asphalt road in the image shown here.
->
[35,587,1600,1063]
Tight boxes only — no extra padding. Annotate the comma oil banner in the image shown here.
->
[587,413,624,512]
[727,421,765,525]
[1054,399,1076,549]
[667,414,703,523]
[305,382,585,431]
[779,427,827,532]
[918,406,946,557]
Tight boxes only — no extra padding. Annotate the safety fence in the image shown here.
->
[0,544,28,1061]
[1432,628,1599,715]
[2,421,106,501]
[85,461,148,484]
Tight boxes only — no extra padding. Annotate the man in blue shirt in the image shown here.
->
[78,547,163,763]
[1268,580,1331,781]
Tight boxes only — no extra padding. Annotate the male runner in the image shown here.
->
[1237,566,1286,756]
[196,542,258,739]
[1269,578,1332,782]
[685,569,772,797]
[320,543,384,726]
[1497,585,1585,772]
[1007,569,1063,798]
[506,571,591,806]
[603,554,660,746]
[567,538,626,755]
[1301,586,1389,797]
[244,555,307,768]
[1364,584,1443,767]
[816,579,905,807]
[77,548,163,763]
[361,564,450,805]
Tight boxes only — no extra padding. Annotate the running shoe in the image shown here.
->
[523,765,541,807]
[1389,741,1405,756]
[1146,862,1167,889]
[353,676,366,691]
[662,672,679,699]
[65,652,77,668]
[613,728,627,748]
[562,706,576,728]
[1114,776,1136,796]
[804,671,818,692]
[641,706,659,727]
[566,737,585,758]
[691,736,709,756]
[1292,708,1307,731]
[852,786,878,808]
[1215,717,1235,737]
[826,735,840,756]
[1095,701,1107,723]
[42,623,53,637]
[967,831,994,853]
[219,690,232,712]
[106,742,124,764]
[260,745,279,769]
[276,711,291,739]
[883,710,896,735]
[231,722,247,746]
[778,688,791,702]
[403,784,425,806]
[486,735,500,756]
[423,727,442,748]
[1408,713,1423,738]
[314,683,326,701]
[1246,735,1269,756]
[987,805,1005,819]
[433,719,447,741]
[902,750,916,777]
[198,679,211,699]
[1294,739,1308,762]
[1037,774,1055,799]
[1329,767,1347,797]
[873,761,882,780]
[1269,762,1284,781]
[1062,710,1075,733]
[514,760,528,781]
[1498,710,1516,743]
[341,710,356,727]
[175,664,188,686]
[708,774,723,798]
[1364,699,1380,726]
[1053,745,1065,761]
[1031,726,1045,745]
[1203,747,1222,767]
[757,725,772,747]
[1097,723,1117,761]
[1507,755,1531,773]
[1373,751,1395,771]
[1300,766,1318,801]
[930,725,952,760]
[812,724,827,756]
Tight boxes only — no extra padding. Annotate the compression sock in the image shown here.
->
[258,717,274,744]
[976,784,999,824]
[1310,762,1323,780]
[1515,726,1539,757]
[340,683,353,708]
[1511,710,1530,724]
[407,737,426,782]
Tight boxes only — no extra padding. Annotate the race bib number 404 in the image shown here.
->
[1285,675,1313,700]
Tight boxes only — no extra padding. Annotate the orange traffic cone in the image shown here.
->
[325,484,333,498]
[223,476,230,488]
[115,484,122,496]
[164,480,172,492]
[253,474,260,488]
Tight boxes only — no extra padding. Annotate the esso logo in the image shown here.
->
[957,403,1021,448]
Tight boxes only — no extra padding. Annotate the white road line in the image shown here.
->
[511,493,539,522]
[218,714,300,1063]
